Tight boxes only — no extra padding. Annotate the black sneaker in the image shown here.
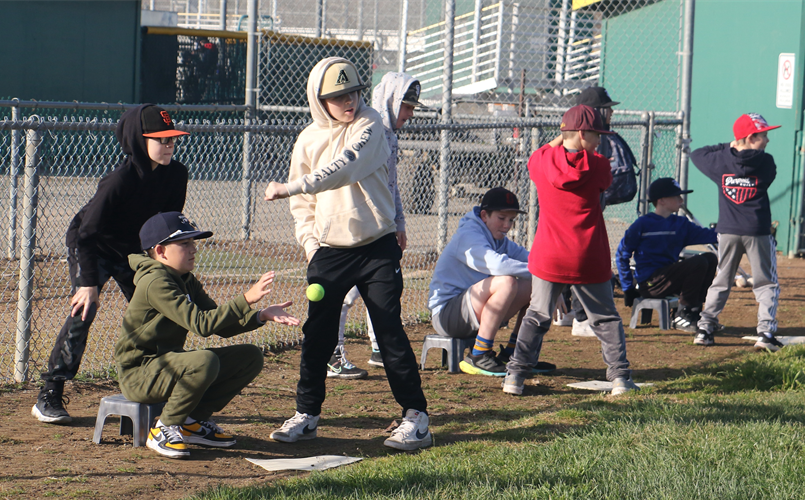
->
[367,350,384,368]
[672,310,698,333]
[32,388,71,424]
[496,346,556,373]
[755,333,784,352]
[326,349,368,379]
[693,329,715,346]
[460,350,506,376]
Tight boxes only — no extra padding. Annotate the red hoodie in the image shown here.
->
[528,144,612,284]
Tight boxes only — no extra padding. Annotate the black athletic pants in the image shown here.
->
[296,233,427,417]
[41,247,135,384]
[638,253,718,308]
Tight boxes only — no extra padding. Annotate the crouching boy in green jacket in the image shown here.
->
[114,212,299,459]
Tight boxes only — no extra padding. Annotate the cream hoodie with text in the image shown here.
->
[285,57,394,256]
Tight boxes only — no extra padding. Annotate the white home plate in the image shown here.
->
[566,380,654,392]
[742,336,805,346]
[246,455,362,472]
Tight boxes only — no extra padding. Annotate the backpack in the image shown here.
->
[598,132,638,206]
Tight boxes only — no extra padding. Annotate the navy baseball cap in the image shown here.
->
[648,178,693,202]
[140,212,212,250]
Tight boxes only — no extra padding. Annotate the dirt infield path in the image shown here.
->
[3,256,805,499]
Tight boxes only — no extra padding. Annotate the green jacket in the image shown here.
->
[114,254,263,373]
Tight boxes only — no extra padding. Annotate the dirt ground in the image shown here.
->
[2,255,805,500]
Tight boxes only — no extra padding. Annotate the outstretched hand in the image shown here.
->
[264,182,289,201]
[259,301,300,326]
[244,272,275,305]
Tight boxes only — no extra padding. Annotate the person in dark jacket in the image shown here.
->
[690,113,782,350]
[616,178,718,332]
[33,105,190,424]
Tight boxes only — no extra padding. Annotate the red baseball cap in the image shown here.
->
[560,105,613,135]
[733,113,780,140]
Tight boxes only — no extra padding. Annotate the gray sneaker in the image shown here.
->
[611,377,640,396]
[502,373,526,395]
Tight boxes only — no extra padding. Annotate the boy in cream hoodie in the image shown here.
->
[264,58,431,451]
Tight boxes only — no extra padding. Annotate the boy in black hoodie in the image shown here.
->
[32,105,190,424]
[690,113,782,350]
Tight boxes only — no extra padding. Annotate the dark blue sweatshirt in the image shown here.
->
[690,143,776,236]
[616,213,717,290]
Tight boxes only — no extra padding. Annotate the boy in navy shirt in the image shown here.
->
[616,178,718,332]
[690,113,782,350]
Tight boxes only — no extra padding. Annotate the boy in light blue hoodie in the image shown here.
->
[428,188,551,377]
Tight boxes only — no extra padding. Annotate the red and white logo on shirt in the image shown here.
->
[722,174,758,204]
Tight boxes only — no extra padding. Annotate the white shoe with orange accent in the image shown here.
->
[181,419,236,448]
[147,422,190,459]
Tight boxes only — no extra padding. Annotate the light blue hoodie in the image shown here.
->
[428,207,531,315]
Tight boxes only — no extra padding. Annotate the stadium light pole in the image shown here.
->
[678,0,695,203]
[242,0,259,240]
[220,0,228,30]
[398,0,409,72]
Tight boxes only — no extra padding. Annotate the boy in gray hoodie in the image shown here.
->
[264,58,431,451]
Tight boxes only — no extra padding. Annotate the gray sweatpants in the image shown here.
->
[698,233,779,335]
[508,276,631,381]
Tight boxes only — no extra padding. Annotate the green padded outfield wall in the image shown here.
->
[0,1,140,103]
[688,0,805,255]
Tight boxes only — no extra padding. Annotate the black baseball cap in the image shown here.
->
[480,187,526,214]
[141,105,190,138]
[648,177,693,202]
[402,81,424,107]
[140,212,212,250]
[576,86,620,108]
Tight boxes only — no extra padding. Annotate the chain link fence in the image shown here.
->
[0,101,680,383]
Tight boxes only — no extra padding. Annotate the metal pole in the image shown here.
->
[322,0,327,35]
[471,0,482,83]
[14,129,41,383]
[7,106,20,260]
[220,0,228,30]
[638,112,651,215]
[398,0,409,72]
[316,0,323,37]
[437,0,456,254]
[357,0,364,40]
[555,0,570,86]
[373,0,378,50]
[242,0,259,240]
[678,0,695,203]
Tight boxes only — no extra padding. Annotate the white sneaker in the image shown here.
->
[553,309,575,327]
[270,412,320,443]
[571,319,596,337]
[610,377,640,396]
[384,409,433,451]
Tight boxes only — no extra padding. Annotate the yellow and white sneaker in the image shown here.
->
[181,419,236,448]
[147,422,190,459]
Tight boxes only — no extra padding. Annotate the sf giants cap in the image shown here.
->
[402,80,424,107]
[480,187,526,214]
[560,105,613,135]
[733,113,781,140]
[648,177,693,202]
[319,62,369,99]
[141,106,190,138]
[140,212,212,250]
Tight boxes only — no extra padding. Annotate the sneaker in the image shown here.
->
[383,409,432,451]
[552,309,574,327]
[147,422,189,459]
[181,419,236,448]
[693,329,715,346]
[571,319,596,337]
[496,346,557,373]
[755,333,784,352]
[672,312,697,333]
[327,348,368,379]
[270,412,319,443]
[611,377,640,396]
[32,388,71,424]
[459,350,506,377]
[502,372,526,395]
[368,350,384,368]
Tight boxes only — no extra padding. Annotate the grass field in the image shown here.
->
[188,346,805,500]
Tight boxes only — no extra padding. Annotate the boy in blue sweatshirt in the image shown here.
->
[616,178,718,332]
[690,113,782,350]
[428,188,535,376]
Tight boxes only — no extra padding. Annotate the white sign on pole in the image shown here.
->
[776,53,795,109]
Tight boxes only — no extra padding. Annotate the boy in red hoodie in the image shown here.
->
[503,105,637,396]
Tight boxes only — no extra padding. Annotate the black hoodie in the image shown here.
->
[690,143,776,236]
[65,105,188,287]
